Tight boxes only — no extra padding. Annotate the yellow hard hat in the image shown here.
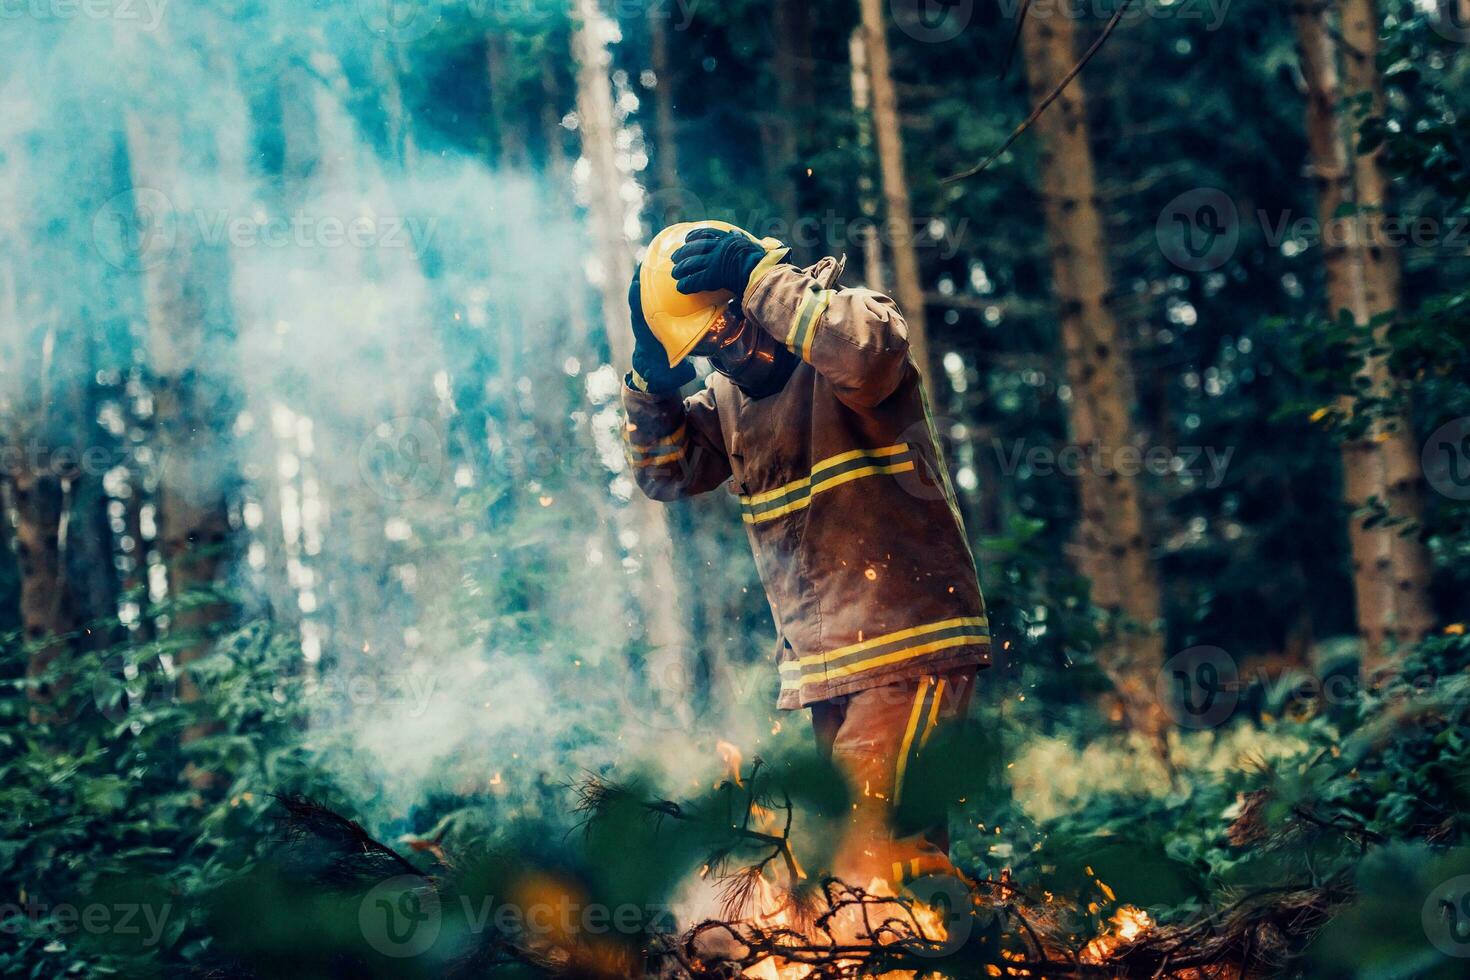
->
[640,220,755,368]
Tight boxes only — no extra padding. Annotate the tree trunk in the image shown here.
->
[647,10,681,202]
[572,0,694,721]
[2,327,117,719]
[1293,0,1434,672]
[374,41,418,170]
[487,33,529,170]
[858,0,933,392]
[10,462,76,716]
[1020,6,1170,745]
[1337,0,1436,666]
[123,108,238,792]
[766,0,814,225]
[848,27,885,291]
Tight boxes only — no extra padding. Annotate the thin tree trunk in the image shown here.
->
[858,0,933,391]
[1338,0,1435,665]
[1293,0,1433,672]
[766,0,814,224]
[647,10,681,201]
[572,0,694,720]
[11,461,76,715]
[4,328,115,718]
[72,357,124,647]
[1020,6,1170,746]
[486,33,529,169]
[542,60,592,352]
[848,27,885,291]
[123,108,237,792]
[374,41,418,170]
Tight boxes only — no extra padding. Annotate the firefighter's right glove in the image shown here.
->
[629,268,696,394]
[671,227,771,298]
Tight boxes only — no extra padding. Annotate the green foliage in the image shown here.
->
[0,615,337,977]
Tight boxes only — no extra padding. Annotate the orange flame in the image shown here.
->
[718,739,744,786]
[1081,905,1153,963]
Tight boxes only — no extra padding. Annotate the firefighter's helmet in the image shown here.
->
[639,220,762,368]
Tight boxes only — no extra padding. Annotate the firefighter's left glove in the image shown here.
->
[671,228,773,298]
[629,268,696,394]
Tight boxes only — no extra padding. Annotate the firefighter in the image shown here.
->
[621,221,991,889]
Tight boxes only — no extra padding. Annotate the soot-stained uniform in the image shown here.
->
[622,255,992,885]
[622,256,991,709]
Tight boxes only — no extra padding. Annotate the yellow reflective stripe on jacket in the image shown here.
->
[630,447,685,469]
[784,287,833,362]
[777,616,990,682]
[739,443,914,524]
[744,244,791,302]
[624,423,687,466]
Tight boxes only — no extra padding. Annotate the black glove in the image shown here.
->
[629,268,696,394]
[671,228,768,297]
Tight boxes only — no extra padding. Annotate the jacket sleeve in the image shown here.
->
[621,378,732,501]
[742,262,913,409]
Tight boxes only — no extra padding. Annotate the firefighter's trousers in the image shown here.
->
[809,669,975,889]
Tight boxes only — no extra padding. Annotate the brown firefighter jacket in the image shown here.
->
[622,256,990,709]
